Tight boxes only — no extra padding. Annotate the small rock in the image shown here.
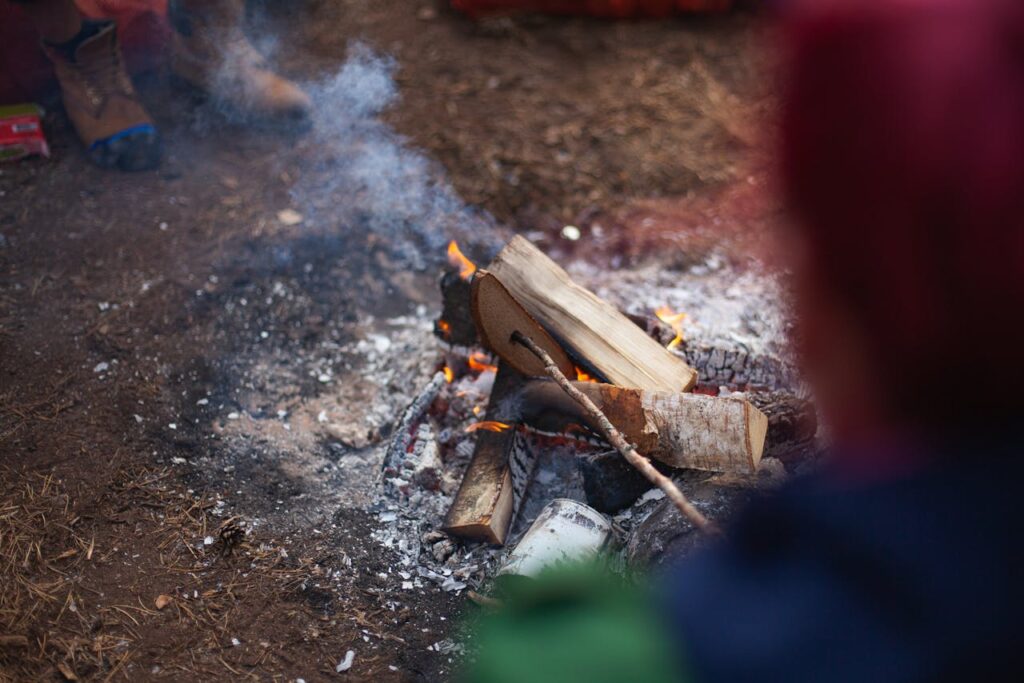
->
[155,594,173,609]
[325,422,372,449]
[577,449,653,513]
[277,208,304,226]
[431,539,455,563]
[336,650,355,672]
[441,577,467,592]
[422,530,447,544]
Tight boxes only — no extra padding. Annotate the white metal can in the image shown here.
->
[497,498,612,579]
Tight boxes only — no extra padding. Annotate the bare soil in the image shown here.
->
[0,1,771,680]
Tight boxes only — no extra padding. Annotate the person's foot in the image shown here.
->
[169,0,312,123]
[43,20,160,171]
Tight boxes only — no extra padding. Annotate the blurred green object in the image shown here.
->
[462,563,690,683]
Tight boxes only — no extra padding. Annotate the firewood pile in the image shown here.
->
[378,236,818,588]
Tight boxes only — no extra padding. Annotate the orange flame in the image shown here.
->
[465,421,511,434]
[575,366,598,383]
[655,306,686,350]
[437,319,451,338]
[472,405,485,416]
[468,351,498,374]
[447,241,477,281]
[443,366,454,383]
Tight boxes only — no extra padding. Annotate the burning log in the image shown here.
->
[437,270,479,347]
[518,379,768,473]
[443,363,537,545]
[483,236,698,392]
[382,371,448,472]
[436,240,483,347]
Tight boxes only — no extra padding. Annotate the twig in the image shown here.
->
[467,590,505,610]
[512,331,720,535]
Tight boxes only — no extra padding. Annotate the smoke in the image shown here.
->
[188,16,503,269]
[288,43,502,268]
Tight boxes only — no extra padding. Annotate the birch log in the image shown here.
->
[518,380,767,473]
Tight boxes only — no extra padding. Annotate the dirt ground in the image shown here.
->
[0,1,772,680]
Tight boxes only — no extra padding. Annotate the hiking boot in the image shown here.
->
[169,0,312,123]
[43,20,160,171]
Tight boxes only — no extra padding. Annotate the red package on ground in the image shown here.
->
[451,0,733,19]
[0,103,50,161]
[0,0,169,105]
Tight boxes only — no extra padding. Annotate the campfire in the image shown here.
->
[386,236,815,578]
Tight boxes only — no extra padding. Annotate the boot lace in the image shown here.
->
[78,41,134,108]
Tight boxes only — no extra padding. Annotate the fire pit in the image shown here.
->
[373,236,818,596]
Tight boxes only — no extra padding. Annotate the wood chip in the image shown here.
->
[155,594,173,610]
[57,661,78,681]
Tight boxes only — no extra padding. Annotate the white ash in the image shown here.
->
[568,254,798,390]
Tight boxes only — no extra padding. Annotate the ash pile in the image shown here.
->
[369,236,819,604]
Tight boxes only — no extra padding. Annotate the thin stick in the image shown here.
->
[512,331,720,535]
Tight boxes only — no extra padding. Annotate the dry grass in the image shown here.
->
[0,466,338,682]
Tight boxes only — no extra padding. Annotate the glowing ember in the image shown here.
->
[443,366,454,383]
[468,351,498,374]
[437,319,451,337]
[655,306,686,350]
[447,240,477,281]
[465,420,511,434]
[472,405,484,416]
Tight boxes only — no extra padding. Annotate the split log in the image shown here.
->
[443,364,536,545]
[471,271,576,379]
[517,380,767,473]
[484,236,698,392]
